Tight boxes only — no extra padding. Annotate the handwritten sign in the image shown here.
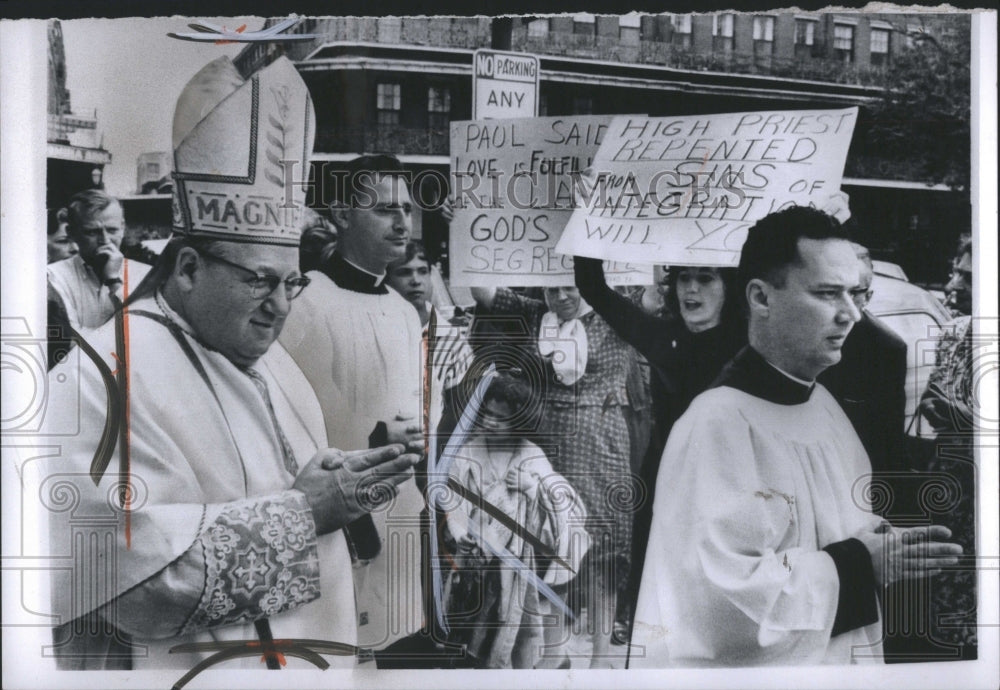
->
[554,107,858,266]
[449,115,651,287]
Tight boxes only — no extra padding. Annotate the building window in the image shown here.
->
[870,28,891,66]
[573,95,593,115]
[527,18,549,38]
[712,13,734,52]
[619,14,641,45]
[834,23,854,63]
[671,14,692,49]
[753,16,775,58]
[538,91,548,117]
[427,86,451,130]
[712,14,734,37]
[573,13,595,36]
[378,17,402,44]
[376,83,401,127]
[794,19,815,45]
[794,18,817,58]
[753,15,775,42]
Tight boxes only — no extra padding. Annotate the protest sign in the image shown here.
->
[449,115,652,287]
[554,107,859,266]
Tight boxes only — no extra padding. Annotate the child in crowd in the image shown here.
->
[442,370,588,669]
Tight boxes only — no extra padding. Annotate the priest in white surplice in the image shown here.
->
[41,56,417,671]
[279,155,427,655]
[631,206,962,667]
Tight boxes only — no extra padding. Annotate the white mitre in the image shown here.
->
[171,56,315,246]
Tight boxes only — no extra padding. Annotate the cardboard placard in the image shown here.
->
[554,107,858,266]
[449,115,652,287]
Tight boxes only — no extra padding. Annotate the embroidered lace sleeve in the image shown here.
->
[102,490,320,638]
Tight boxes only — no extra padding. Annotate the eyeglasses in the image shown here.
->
[197,250,311,300]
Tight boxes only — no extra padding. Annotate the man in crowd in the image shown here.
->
[42,56,417,670]
[279,154,427,659]
[632,206,962,666]
[915,235,976,658]
[818,242,908,476]
[943,235,973,318]
[922,235,974,432]
[46,189,150,330]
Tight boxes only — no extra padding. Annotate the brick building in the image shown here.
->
[47,20,112,211]
[234,12,972,285]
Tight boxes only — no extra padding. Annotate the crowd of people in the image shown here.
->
[41,55,977,673]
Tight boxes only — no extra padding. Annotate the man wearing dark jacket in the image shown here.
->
[818,243,908,477]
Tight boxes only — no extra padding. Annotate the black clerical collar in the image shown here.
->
[711,346,815,405]
[323,252,389,295]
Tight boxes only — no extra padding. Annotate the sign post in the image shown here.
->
[472,49,539,120]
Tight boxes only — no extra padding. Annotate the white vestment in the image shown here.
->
[632,349,884,667]
[41,294,356,670]
[279,263,425,650]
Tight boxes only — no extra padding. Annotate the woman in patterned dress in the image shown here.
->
[471,285,635,668]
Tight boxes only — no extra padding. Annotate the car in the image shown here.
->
[872,260,908,282]
[866,272,956,434]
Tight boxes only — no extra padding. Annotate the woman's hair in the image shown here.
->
[124,235,226,306]
[663,266,742,332]
[47,207,68,236]
[477,368,545,437]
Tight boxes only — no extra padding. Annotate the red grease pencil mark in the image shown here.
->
[247,640,287,666]
[438,511,458,571]
[122,261,133,548]
[423,310,433,459]
[214,24,247,45]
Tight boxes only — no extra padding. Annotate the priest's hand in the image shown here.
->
[384,414,423,447]
[293,444,418,536]
[856,524,962,586]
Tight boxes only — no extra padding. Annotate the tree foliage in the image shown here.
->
[858,17,971,190]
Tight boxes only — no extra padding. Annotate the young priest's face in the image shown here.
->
[342,175,413,271]
[759,237,862,381]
